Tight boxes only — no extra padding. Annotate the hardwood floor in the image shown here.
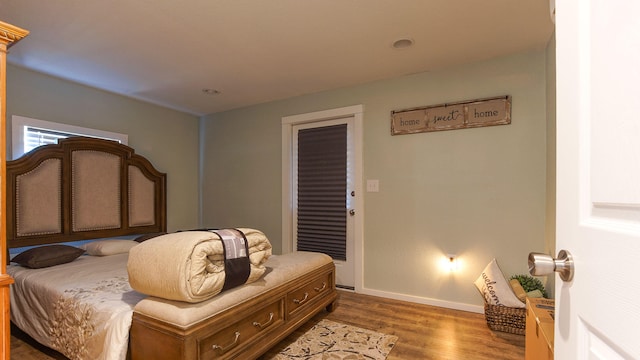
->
[265,290,525,360]
[11,290,524,359]
[10,325,65,360]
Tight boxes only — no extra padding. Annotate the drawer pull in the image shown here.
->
[211,331,240,353]
[252,312,275,329]
[314,282,327,292]
[293,292,309,305]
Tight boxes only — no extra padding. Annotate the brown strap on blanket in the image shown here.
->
[180,228,251,291]
[213,229,251,291]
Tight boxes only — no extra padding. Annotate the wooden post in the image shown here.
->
[0,20,29,360]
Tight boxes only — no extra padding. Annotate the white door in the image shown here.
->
[555,0,640,358]
[282,105,363,291]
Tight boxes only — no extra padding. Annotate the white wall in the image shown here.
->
[6,65,201,232]
[202,50,549,310]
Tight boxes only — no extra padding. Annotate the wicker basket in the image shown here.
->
[483,302,526,335]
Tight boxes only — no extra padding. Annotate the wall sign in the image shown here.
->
[390,96,511,135]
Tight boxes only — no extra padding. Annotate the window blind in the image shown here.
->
[23,126,122,155]
[296,124,347,261]
[24,127,76,153]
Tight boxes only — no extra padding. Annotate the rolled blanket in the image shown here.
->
[127,228,272,303]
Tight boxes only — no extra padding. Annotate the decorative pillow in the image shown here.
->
[81,239,139,256]
[11,245,85,269]
[134,232,167,243]
[474,258,525,308]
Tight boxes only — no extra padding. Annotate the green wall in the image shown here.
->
[202,50,549,309]
[6,65,201,232]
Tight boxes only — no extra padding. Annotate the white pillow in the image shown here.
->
[474,258,525,308]
[81,240,139,256]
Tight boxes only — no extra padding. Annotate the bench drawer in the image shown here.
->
[198,299,284,359]
[287,271,333,316]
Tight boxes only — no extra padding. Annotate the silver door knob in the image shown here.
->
[528,250,574,282]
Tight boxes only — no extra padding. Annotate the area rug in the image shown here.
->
[265,319,398,360]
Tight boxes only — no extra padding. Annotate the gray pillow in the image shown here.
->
[11,245,85,269]
[134,232,167,243]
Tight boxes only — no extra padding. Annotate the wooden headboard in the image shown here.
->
[6,137,167,248]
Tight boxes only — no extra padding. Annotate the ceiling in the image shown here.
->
[1,1,554,116]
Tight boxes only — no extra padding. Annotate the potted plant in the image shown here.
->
[510,274,547,298]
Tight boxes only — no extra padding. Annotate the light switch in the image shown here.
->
[366,179,379,192]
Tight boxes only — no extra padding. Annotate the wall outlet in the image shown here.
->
[366,179,379,192]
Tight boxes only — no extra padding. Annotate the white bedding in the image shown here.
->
[8,253,144,360]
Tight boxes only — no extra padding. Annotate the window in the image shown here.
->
[12,116,128,159]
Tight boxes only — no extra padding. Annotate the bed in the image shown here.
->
[6,137,337,360]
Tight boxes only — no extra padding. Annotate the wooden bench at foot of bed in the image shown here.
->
[130,251,337,360]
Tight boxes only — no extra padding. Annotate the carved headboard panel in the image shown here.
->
[6,137,167,248]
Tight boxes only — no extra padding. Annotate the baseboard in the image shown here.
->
[358,287,484,314]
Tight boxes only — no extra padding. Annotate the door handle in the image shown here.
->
[528,250,574,282]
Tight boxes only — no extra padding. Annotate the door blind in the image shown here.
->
[297,124,347,261]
